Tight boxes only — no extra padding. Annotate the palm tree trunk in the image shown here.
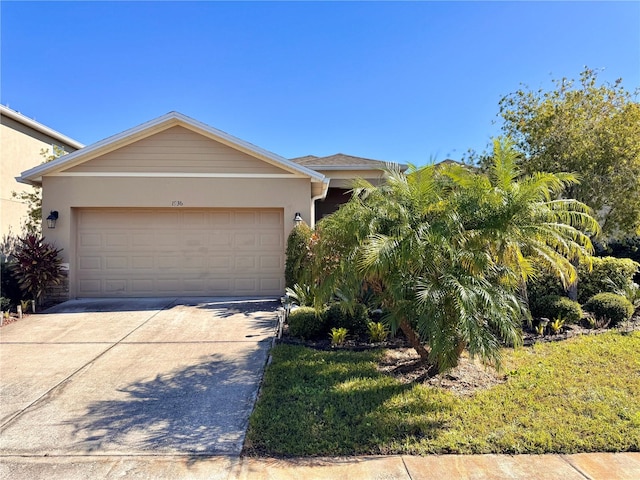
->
[568,258,579,301]
[399,318,430,360]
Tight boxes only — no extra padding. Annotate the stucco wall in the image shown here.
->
[0,115,78,238]
[42,175,313,298]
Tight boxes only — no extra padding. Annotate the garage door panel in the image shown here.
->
[76,208,284,297]
[260,255,282,269]
[78,279,101,294]
[211,232,232,246]
[79,233,102,248]
[234,233,257,248]
[235,211,257,225]
[210,256,231,270]
[260,232,282,247]
[260,211,283,225]
[235,256,256,270]
[105,279,127,294]
[131,256,154,269]
[79,256,101,270]
[235,278,258,292]
[260,278,283,291]
[131,279,154,293]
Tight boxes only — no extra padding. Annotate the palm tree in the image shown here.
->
[311,138,599,374]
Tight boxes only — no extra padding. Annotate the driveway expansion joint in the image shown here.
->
[560,454,594,479]
[0,302,175,432]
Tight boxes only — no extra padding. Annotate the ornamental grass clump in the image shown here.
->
[329,327,348,346]
[367,321,389,342]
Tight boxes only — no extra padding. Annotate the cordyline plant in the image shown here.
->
[309,138,600,375]
[10,234,64,306]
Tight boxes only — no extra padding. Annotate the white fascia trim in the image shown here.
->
[52,172,308,179]
[19,111,325,184]
[1,105,85,150]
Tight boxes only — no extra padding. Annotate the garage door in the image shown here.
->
[76,208,284,297]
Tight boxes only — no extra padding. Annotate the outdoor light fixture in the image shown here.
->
[293,212,303,225]
[46,211,59,229]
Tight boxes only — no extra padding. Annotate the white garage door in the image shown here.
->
[76,208,285,297]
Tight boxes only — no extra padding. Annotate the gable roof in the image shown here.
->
[18,111,326,186]
[1,105,84,150]
[291,153,407,171]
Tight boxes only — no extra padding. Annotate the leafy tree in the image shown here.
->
[12,145,67,235]
[498,67,640,237]
[311,138,598,374]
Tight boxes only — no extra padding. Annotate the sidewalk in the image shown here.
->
[1,453,639,479]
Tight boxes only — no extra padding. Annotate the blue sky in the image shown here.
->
[2,1,638,165]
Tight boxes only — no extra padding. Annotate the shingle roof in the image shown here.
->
[291,153,401,169]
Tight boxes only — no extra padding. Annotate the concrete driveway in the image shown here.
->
[0,297,278,462]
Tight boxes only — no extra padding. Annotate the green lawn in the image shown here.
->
[245,331,640,456]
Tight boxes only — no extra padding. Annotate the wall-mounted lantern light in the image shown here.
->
[293,212,303,225]
[46,211,59,229]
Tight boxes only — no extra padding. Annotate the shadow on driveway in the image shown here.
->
[65,344,271,457]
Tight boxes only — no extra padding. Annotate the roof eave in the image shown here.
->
[19,112,326,184]
[1,105,84,150]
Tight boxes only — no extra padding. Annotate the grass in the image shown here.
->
[245,331,640,456]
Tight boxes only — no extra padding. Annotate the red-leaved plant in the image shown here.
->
[10,235,64,306]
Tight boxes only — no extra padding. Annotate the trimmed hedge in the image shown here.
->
[583,293,635,327]
[578,257,640,304]
[595,237,640,282]
[529,295,583,324]
[287,306,327,340]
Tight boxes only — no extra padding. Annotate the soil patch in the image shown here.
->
[377,348,507,396]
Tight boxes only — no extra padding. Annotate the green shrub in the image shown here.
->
[529,295,583,324]
[583,293,635,327]
[527,269,566,301]
[325,303,369,336]
[595,237,640,282]
[285,223,313,288]
[1,258,21,307]
[578,257,640,304]
[0,297,11,311]
[287,306,327,340]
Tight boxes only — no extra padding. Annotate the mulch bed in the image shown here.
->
[279,311,640,396]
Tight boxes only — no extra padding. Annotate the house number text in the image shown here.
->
[171,201,184,207]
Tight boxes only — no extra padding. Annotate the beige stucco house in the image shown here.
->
[1,105,84,238]
[18,112,395,300]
